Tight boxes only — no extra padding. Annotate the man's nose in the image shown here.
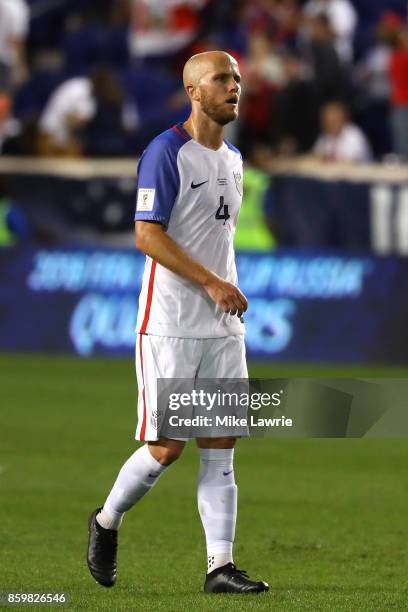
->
[229,78,239,92]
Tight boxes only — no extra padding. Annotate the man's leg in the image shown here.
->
[99,438,185,529]
[88,334,202,587]
[197,436,269,594]
[196,437,237,572]
[87,438,184,587]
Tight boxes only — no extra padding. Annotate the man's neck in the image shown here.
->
[183,115,224,151]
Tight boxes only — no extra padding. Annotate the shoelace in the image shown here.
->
[230,564,249,578]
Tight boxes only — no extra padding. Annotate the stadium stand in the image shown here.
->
[0,0,407,249]
[0,0,406,160]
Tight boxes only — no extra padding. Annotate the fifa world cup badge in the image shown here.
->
[233,171,243,196]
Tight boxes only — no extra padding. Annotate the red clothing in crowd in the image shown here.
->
[389,48,408,106]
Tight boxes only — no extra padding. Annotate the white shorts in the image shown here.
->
[135,334,248,441]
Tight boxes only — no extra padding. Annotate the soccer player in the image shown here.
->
[87,50,269,595]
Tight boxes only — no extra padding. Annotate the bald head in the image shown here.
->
[182,50,241,127]
[183,51,239,90]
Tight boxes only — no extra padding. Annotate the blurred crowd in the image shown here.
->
[0,0,407,163]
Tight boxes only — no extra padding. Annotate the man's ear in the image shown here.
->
[186,85,200,102]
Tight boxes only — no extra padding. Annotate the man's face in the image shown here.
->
[197,58,241,126]
[322,105,346,135]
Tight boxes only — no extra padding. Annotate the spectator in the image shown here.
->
[0,0,29,91]
[389,22,408,160]
[84,68,139,157]
[313,101,372,162]
[0,0,399,162]
[272,51,319,155]
[354,13,395,106]
[38,76,96,156]
[244,29,284,87]
[304,0,357,65]
[238,30,282,154]
[37,67,138,157]
[303,13,346,105]
[353,12,397,158]
[129,0,209,60]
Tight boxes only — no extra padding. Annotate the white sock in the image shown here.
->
[97,444,168,530]
[197,448,237,573]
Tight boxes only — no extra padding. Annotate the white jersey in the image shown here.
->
[135,123,244,338]
[0,0,29,66]
[314,124,372,162]
[39,78,96,146]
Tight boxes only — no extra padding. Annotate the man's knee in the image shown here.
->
[196,437,237,449]
[148,439,185,465]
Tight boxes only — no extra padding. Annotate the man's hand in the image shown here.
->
[203,274,248,318]
[135,221,248,317]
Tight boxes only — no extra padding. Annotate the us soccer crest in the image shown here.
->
[233,171,243,196]
[151,409,159,430]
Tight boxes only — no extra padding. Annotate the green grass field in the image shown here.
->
[1,354,407,611]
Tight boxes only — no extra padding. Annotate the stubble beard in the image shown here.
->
[200,90,238,126]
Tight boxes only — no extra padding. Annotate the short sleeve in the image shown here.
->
[8,0,29,37]
[135,137,180,228]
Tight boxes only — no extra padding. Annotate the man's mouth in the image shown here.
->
[226,97,238,105]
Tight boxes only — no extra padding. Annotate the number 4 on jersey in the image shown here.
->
[215,196,230,224]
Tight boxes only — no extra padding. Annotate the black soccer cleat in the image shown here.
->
[87,508,118,587]
[204,562,269,594]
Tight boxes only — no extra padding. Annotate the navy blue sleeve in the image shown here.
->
[224,139,243,160]
[134,135,180,227]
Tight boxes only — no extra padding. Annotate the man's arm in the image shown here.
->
[10,38,27,86]
[135,221,247,317]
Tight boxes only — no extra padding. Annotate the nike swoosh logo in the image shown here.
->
[191,180,208,189]
[223,470,233,476]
